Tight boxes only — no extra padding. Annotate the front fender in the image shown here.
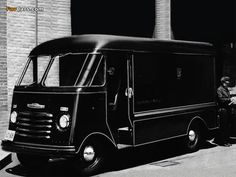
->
[76,132,117,154]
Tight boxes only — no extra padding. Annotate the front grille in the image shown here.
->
[16,112,53,142]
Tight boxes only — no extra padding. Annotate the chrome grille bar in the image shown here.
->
[16,127,51,134]
[17,122,52,128]
[15,111,53,141]
[16,132,51,139]
[18,117,53,123]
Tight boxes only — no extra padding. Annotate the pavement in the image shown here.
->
[99,140,236,177]
[0,111,12,171]
[0,142,12,171]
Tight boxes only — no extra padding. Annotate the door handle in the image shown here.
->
[125,88,133,98]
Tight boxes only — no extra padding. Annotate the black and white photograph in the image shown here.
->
[0,0,236,176]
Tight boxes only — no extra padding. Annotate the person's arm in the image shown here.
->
[217,89,231,105]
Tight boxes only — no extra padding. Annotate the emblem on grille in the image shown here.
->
[27,103,45,109]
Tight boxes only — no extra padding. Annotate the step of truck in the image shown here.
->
[118,127,129,131]
[117,144,133,149]
[118,127,132,145]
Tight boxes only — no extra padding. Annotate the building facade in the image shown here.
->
[0,0,71,138]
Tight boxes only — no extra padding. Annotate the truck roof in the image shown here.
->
[30,34,214,56]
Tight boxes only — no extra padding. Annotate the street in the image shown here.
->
[1,139,236,177]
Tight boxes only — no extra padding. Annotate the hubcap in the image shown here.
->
[188,130,196,142]
[83,145,95,162]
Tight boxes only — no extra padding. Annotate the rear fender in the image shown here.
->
[187,116,208,135]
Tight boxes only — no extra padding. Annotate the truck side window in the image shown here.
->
[107,66,120,106]
[106,55,126,108]
[90,57,105,86]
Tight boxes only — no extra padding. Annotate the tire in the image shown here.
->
[185,124,202,152]
[17,153,49,169]
[76,140,108,176]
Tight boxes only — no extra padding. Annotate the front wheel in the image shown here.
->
[17,153,49,169]
[185,124,202,152]
[75,140,109,176]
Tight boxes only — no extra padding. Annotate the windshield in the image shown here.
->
[19,53,105,87]
[20,55,51,86]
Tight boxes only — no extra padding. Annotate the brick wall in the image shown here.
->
[7,0,37,111]
[37,1,71,44]
[0,0,7,111]
[7,0,71,109]
[0,0,71,139]
[0,0,8,139]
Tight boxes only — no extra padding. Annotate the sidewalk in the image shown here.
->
[0,111,12,170]
[0,141,12,170]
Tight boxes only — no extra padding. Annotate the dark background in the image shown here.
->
[71,0,235,42]
[71,0,155,38]
[171,0,235,42]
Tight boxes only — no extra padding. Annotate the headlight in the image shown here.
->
[58,115,70,129]
[10,111,17,123]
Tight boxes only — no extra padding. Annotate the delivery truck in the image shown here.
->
[2,34,218,175]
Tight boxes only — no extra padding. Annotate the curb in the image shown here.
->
[0,141,12,170]
[0,151,12,170]
[230,136,236,144]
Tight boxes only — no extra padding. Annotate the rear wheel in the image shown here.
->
[185,124,202,152]
[17,153,49,169]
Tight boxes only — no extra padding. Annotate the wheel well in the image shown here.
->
[77,133,117,154]
[188,117,208,136]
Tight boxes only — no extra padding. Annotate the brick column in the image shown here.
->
[0,0,8,139]
[153,0,172,39]
[0,0,7,111]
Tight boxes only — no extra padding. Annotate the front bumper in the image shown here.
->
[1,140,76,158]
